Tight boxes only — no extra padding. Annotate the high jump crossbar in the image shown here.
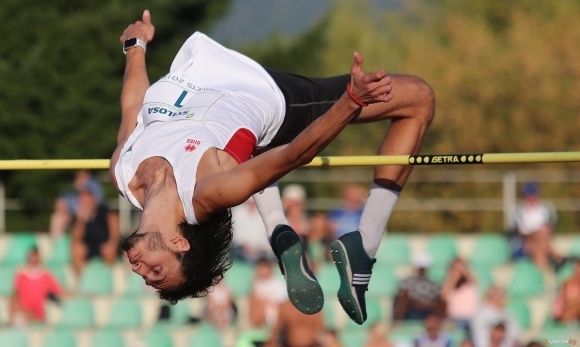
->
[0,151,579,170]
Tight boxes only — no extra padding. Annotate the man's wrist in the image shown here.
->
[125,47,146,58]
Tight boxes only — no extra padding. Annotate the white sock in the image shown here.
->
[252,182,290,240]
[358,183,400,257]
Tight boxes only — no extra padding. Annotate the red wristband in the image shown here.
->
[346,83,368,107]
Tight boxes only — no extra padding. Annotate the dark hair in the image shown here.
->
[157,209,233,304]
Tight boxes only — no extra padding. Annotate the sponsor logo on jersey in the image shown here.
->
[184,139,201,152]
[147,107,191,118]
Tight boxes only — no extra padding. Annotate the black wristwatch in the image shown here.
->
[123,38,147,54]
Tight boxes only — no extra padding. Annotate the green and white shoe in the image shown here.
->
[270,225,324,314]
[330,231,376,325]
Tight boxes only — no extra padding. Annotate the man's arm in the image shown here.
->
[196,53,392,216]
[109,10,155,191]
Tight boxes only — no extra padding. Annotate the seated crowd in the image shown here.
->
[3,177,580,347]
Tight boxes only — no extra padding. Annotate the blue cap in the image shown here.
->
[523,182,538,196]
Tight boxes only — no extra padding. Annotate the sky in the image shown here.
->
[210,0,401,45]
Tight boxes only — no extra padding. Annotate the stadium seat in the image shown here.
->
[340,331,366,346]
[426,235,457,268]
[77,262,113,296]
[0,328,28,347]
[154,300,192,327]
[223,262,254,298]
[322,301,337,329]
[123,271,154,297]
[427,265,448,283]
[188,325,223,347]
[556,262,575,286]
[506,301,531,329]
[470,234,509,266]
[471,264,494,294]
[375,234,410,266]
[46,264,70,291]
[106,299,142,329]
[46,236,71,266]
[91,331,124,347]
[0,265,17,297]
[2,233,37,265]
[58,298,94,329]
[142,331,173,347]
[567,236,580,257]
[43,331,76,347]
[316,263,340,297]
[507,261,544,298]
[367,263,398,298]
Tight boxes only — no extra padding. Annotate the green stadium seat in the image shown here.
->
[471,234,509,266]
[106,299,142,329]
[471,265,494,294]
[223,262,253,298]
[124,271,154,297]
[0,328,28,347]
[2,233,37,265]
[154,300,192,327]
[506,301,531,329]
[77,262,113,296]
[367,263,398,298]
[426,235,457,268]
[375,234,410,266]
[322,302,337,329]
[427,265,448,283]
[507,261,544,298]
[0,265,17,297]
[567,236,580,257]
[43,331,76,347]
[188,325,223,347]
[46,264,69,291]
[448,328,468,346]
[340,331,366,346]
[345,299,382,331]
[46,236,71,266]
[389,330,415,345]
[58,298,94,329]
[91,331,124,347]
[316,263,340,296]
[556,262,575,286]
[142,331,173,347]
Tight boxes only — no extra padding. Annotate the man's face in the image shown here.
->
[121,231,184,291]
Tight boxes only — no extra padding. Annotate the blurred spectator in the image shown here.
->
[282,184,310,237]
[459,340,474,347]
[414,314,451,347]
[204,281,237,330]
[525,342,544,347]
[231,199,276,263]
[249,258,288,328]
[265,300,324,347]
[470,286,519,347]
[320,329,342,347]
[10,248,62,325]
[70,190,120,274]
[327,184,366,240]
[394,254,445,321]
[489,323,507,347]
[365,322,393,347]
[553,260,580,323]
[50,170,104,239]
[511,182,563,269]
[441,258,480,335]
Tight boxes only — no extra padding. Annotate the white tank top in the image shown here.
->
[115,32,286,224]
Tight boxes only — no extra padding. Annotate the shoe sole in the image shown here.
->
[330,239,365,325]
[276,230,324,315]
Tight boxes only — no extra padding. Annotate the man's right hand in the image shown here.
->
[349,51,393,105]
[120,10,155,44]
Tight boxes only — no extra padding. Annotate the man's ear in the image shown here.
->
[169,236,190,251]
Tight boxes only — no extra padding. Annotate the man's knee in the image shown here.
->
[407,75,435,126]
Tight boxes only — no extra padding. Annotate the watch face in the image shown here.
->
[124,38,137,49]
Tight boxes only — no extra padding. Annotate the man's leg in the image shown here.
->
[331,74,435,324]
[252,184,324,315]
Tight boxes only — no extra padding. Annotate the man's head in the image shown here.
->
[486,286,506,308]
[490,323,506,345]
[121,209,233,304]
[255,257,274,280]
[27,247,40,267]
[523,182,539,205]
[424,314,442,339]
[412,253,432,276]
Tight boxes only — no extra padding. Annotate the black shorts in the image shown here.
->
[264,69,352,150]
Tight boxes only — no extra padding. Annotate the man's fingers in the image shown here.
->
[142,9,151,25]
[351,51,364,76]
[373,84,392,96]
[362,69,388,84]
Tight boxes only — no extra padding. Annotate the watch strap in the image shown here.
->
[123,38,147,54]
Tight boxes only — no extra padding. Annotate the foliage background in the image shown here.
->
[1,0,580,232]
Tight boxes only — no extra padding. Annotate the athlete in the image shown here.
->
[111,11,435,325]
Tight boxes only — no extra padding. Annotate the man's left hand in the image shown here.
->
[120,9,155,44]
